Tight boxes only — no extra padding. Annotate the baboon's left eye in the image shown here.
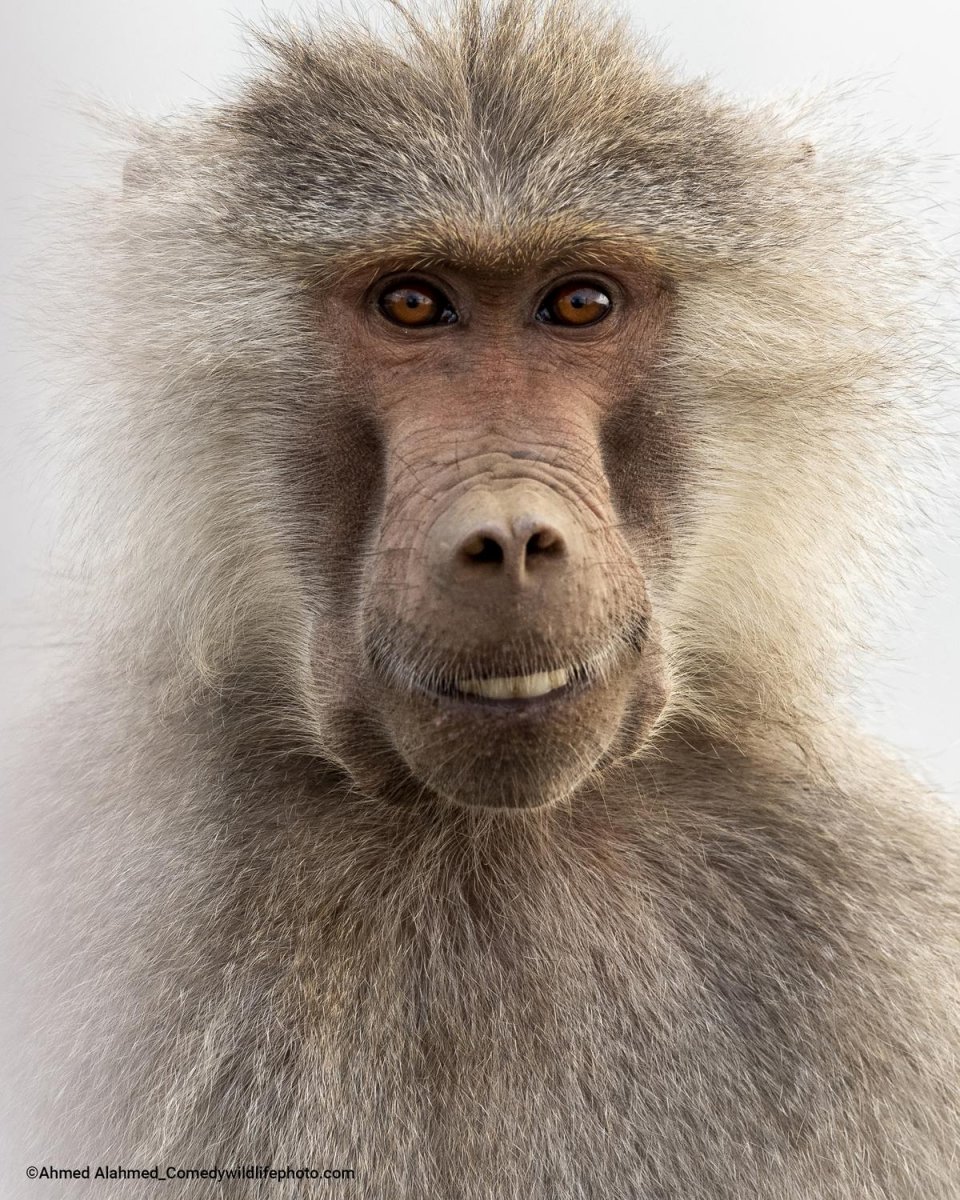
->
[537,281,613,327]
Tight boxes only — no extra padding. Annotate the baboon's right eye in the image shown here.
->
[377,279,458,328]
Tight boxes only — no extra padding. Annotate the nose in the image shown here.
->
[428,483,584,593]
[457,514,568,573]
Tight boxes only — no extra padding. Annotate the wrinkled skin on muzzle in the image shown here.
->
[310,263,676,809]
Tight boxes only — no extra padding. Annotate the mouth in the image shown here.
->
[362,615,649,716]
[433,663,590,711]
[366,645,609,713]
[458,667,572,700]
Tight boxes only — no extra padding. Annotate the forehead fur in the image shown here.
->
[203,0,822,274]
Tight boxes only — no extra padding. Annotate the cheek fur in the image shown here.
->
[277,390,387,619]
[599,381,692,574]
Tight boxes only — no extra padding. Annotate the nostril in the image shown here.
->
[455,517,569,572]
[459,531,506,565]
[525,527,565,559]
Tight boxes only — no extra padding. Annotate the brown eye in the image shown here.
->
[537,281,613,327]
[378,279,457,327]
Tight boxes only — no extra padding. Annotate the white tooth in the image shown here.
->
[459,668,570,700]
[514,671,550,698]
[458,676,502,699]
[481,676,514,700]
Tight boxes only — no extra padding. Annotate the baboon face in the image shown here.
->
[303,259,675,809]
[104,8,889,812]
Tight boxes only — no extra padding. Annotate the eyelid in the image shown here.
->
[371,272,455,304]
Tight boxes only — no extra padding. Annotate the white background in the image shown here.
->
[1,1,957,799]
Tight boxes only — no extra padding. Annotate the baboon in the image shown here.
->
[6,1,959,1197]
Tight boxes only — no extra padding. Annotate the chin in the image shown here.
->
[362,643,670,810]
